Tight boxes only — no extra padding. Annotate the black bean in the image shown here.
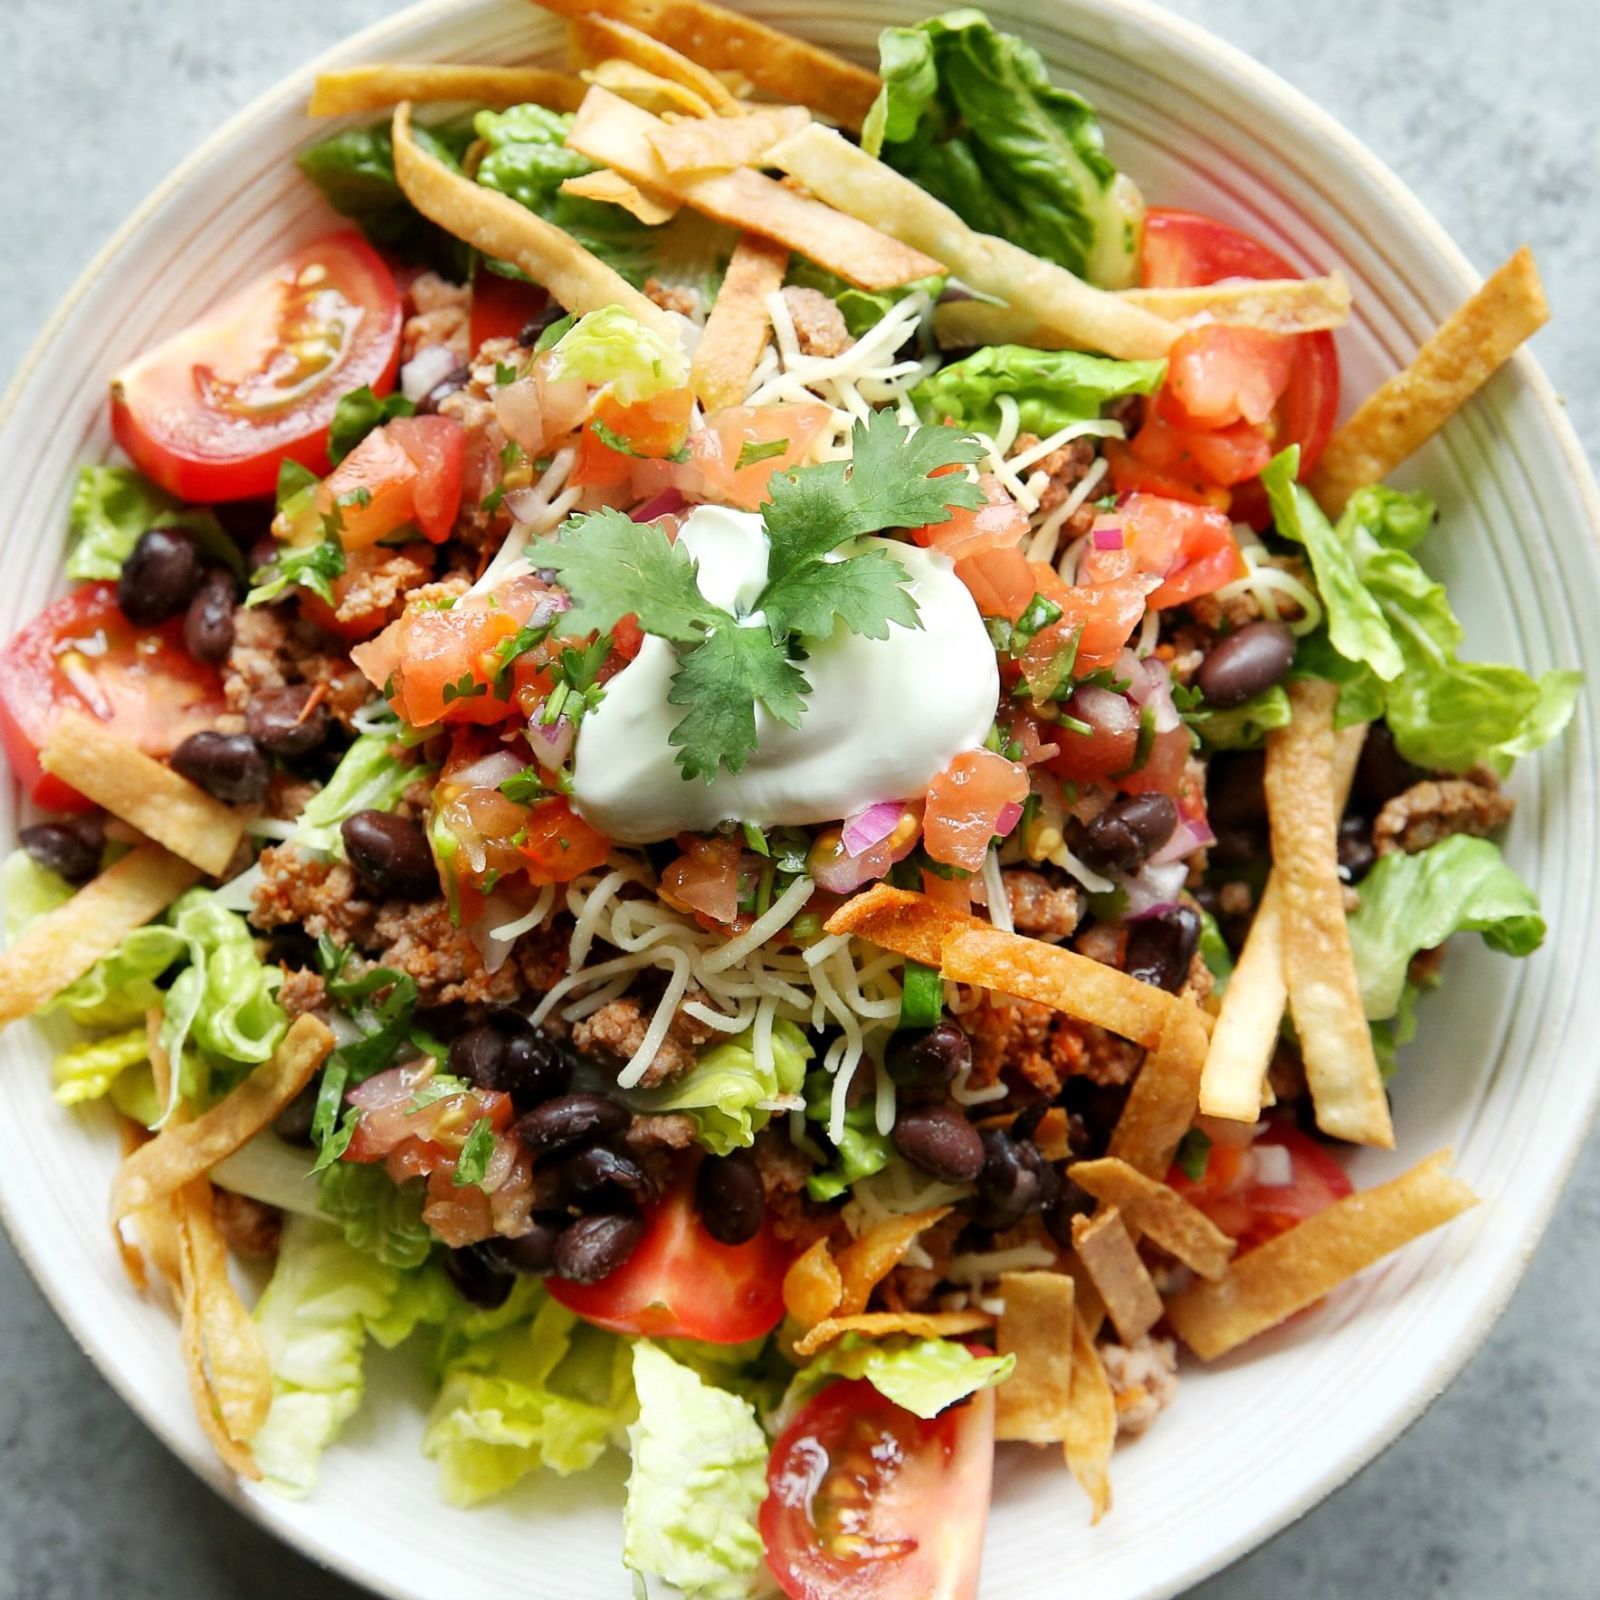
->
[19,818,103,884]
[1353,721,1424,813]
[884,1022,971,1090]
[516,1092,630,1156]
[341,810,438,900]
[449,1013,570,1111]
[517,301,569,347]
[119,527,204,624]
[555,1213,644,1284]
[1078,793,1179,875]
[892,1102,986,1184]
[1206,750,1267,832]
[246,684,330,759]
[443,1244,514,1309]
[1123,905,1201,993]
[694,1149,766,1245]
[183,568,239,664]
[1059,1079,1129,1156]
[973,1129,1042,1230]
[1338,815,1376,884]
[271,1082,320,1147]
[1045,1174,1096,1247]
[1196,620,1296,709]
[479,1217,563,1276]
[170,731,270,805]
[565,1144,651,1203]
[417,363,471,415]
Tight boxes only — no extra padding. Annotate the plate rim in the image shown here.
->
[0,3,1595,1598]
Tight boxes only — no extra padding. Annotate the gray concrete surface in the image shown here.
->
[0,1,1595,1596]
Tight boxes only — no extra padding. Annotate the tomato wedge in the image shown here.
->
[761,1377,995,1600]
[546,1179,790,1343]
[0,583,225,810]
[110,232,403,502]
[318,415,465,547]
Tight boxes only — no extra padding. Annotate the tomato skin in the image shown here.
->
[468,272,549,353]
[0,583,225,809]
[388,415,465,542]
[761,1378,995,1600]
[546,1180,791,1343]
[316,415,464,548]
[110,232,403,502]
[517,797,613,884]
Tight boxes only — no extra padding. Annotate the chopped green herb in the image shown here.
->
[451,1116,498,1188]
[735,436,791,471]
[246,531,347,607]
[499,765,548,804]
[328,385,415,465]
[495,360,519,387]
[1012,592,1064,651]
[742,821,770,856]
[1175,1127,1212,1182]
[898,960,944,1029]
[441,670,489,704]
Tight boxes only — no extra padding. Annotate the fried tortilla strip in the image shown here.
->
[391,101,674,335]
[560,167,679,224]
[110,1016,335,1226]
[41,713,242,876]
[569,14,743,113]
[793,1310,995,1359]
[825,882,981,966]
[834,1206,951,1317]
[583,55,720,117]
[568,88,940,291]
[1166,1150,1477,1360]
[768,125,1177,361]
[995,1271,1076,1443]
[1107,1003,1209,1178]
[1199,722,1367,1122]
[782,1237,843,1328]
[690,231,787,411]
[544,0,880,129]
[308,63,584,116]
[1064,1311,1115,1522]
[1067,1158,1236,1281]
[1309,247,1548,515]
[1267,684,1392,1147]
[0,845,199,1025]
[647,104,810,173]
[1069,1207,1163,1345]
[1120,272,1352,334]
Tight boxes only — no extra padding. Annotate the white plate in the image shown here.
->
[0,2,1596,1596]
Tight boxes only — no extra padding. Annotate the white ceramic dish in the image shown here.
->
[1,2,1596,1596]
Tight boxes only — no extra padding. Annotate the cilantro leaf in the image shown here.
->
[667,626,809,782]
[451,1116,497,1188]
[247,531,347,607]
[760,544,922,641]
[736,436,790,471]
[541,508,730,642]
[328,385,415,465]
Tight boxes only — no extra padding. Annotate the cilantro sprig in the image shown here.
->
[540,411,983,781]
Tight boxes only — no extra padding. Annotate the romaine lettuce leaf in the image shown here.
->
[623,1341,767,1600]
[50,1026,149,1107]
[804,1067,892,1201]
[1186,683,1292,750]
[911,344,1164,437]
[864,8,1144,286]
[316,1160,434,1270]
[786,1333,1013,1422]
[66,465,240,583]
[545,304,691,406]
[785,258,945,338]
[1347,835,1545,1019]
[293,730,422,855]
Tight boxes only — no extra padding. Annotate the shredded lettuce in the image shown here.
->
[912,344,1163,437]
[864,8,1143,286]
[785,258,945,339]
[623,1342,767,1600]
[316,1160,434,1269]
[50,1026,149,1107]
[423,1282,635,1505]
[252,1216,452,1496]
[293,731,422,856]
[625,1020,812,1156]
[1347,835,1545,1020]
[545,304,691,406]
[786,1333,1013,1423]
[65,465,240,583]
[1185,683,1293,750]
[804,1067,892,1201]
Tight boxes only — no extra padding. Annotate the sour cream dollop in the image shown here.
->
[569,504,999,843]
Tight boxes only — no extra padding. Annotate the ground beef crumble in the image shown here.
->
[210,1191,282,1261]
[1004,868,1083,941]
[572,987,719,1088]
[402,271,471,364]
[780,287,852,358]
[224,608,374,726]
[644,278,702,319]
[1372,775,1515,856]
[1101,1334,1179,1439]
[963,996,1144,1100]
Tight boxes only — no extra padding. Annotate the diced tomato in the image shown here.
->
[518,797,613,884]
[109,232,403,502]
[761,1376,995,1600]
[1163,324,1296,429]
[910,473,1029,561]
[691,403,834,509]
[297,540,434,641]
[547,1179,791,1343]
[316,415,464,548]
[953,543,1036,619]
[1017,569,1149,686]
[430,734,541,893]
[1116,721,1191,797]
[1043,685,1140,783]
[1078,494,1245,610]
[571,387,695,490]
[660,835,746,923]
[0,583,225,810]
[919,867,974,914]
[344,1058,514,1185]
[1167,1119,1353,1254]
[388,416,465,541]
[1104,435,1234,509]
[923,749,1028,873]
[468,272,549,353]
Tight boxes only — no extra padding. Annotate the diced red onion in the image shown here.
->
[1121,860,1189,918]
[1122,652,1182,734]
[450,749,527,791]
[463,886,529,974]
[995,800,1024,836]
[1071,684,1139,734]
[529,713,576,771]
[1092,524,1125,550]
[400,344,460,404]
[1253,1143,1294,1187]
[632,488,688,523]
[810,840,894,895]
[1150,814,1217,865]
[841,800,903,858]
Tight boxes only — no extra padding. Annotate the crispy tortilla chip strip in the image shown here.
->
[560,167,679,224]
[1064,1312,1115,1522]
[825,882,980,966]
[1200,723,1367,1122]
[583,54,720,117]
[1107,1004,1208,1178]
[782,1237,843,1328]
[793,1309,994,1359]
[690,231,787,411]
[647,104,809,173]
[546,0,879,129]
[1309,247,1548,515]
[568,88,940,291]
[0,844,199,1024]
[110,1016,335,1226]
[41,713,242,876]
[834,1206,951,1316]
[569,15,743,113]
[995,1271,1076,1443]
[309,63,584,116]
[1067,1158,1237,1281]
[1069,1207,1163,1345]
[768,126,1177,361]
[1267,684,1392,1147]
[1166,1149,1477,1359]
[391,101,674,335]
[1120,273,1352,334]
